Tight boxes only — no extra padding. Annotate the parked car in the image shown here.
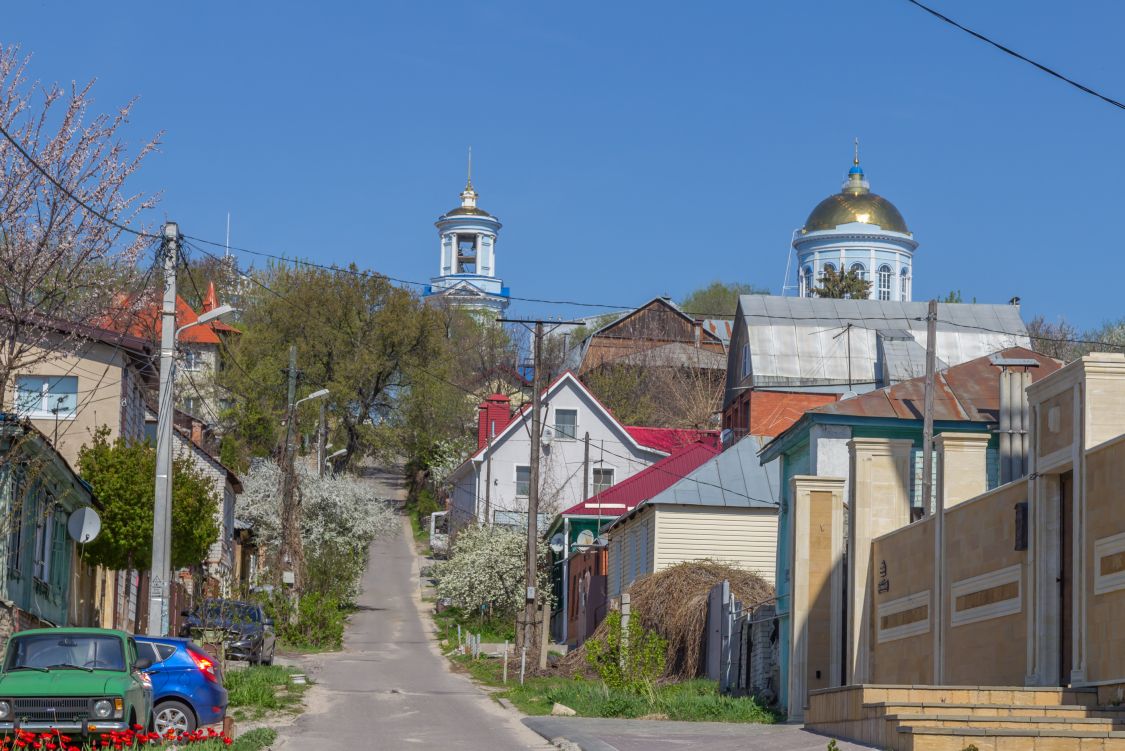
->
[179,599,276,665]
[135,636,228,735]
[0,628,151,735]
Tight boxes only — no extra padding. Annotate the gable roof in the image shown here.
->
[759,346,1062,463]
[624,426,720,453]
[606,435,780,531]
[99,292,240,345]
[560,440,720,518]
[455,371,668,471]
[733,296,1030,390]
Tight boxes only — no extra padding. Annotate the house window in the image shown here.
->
[802,266,813,297]
[821,262,836,278]
[592,467,615,495]
[554,409,578,440]
[14,376,78,419]
[877,265,892,301]
[741,343,750,379]
[32,497,55,583]
[181,397,198,416]
[515,465,531,497]
[900,267,911,301]
[182,349,204,372]
[850,262,867,280]
[6,467,25,574]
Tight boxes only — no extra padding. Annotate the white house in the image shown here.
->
[448,372,685,530]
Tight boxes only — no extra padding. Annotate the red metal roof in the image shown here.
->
[560,440,720,517]
[624,426,720,453]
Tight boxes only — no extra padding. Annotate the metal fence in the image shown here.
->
[706,580,780,705]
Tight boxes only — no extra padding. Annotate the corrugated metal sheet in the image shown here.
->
[737,296,1030,388]
[641,435,780,511]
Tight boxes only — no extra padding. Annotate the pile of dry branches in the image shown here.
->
[559,560,774,681]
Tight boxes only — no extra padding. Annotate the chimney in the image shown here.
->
[477,394,512,451]
[191,419,204,447]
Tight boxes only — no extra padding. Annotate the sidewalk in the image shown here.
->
[522,716,876,751]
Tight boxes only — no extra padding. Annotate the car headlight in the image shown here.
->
[0,700,10,720]
[92,699,114,719]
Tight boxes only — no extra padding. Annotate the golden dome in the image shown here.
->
[802,157,909,235]
[802,191,909,234]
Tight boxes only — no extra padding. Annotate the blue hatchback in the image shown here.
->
[135,636,228,735]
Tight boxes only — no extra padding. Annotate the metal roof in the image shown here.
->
[606,436,779,528]
[736,296,1030,389]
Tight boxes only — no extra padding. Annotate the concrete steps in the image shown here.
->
[806,684,1125,750]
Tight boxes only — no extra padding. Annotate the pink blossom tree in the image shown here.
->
[0,44,160,407]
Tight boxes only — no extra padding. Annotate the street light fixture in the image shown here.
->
[296,388,329,407]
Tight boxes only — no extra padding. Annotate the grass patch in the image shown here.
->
[231,728,278,751]
[449,654,775,723]
[224,665,309,721]
[434,605,516,646]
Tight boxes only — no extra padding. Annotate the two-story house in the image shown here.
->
[447,372,677,529]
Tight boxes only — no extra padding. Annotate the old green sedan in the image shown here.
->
[0,628,152,735]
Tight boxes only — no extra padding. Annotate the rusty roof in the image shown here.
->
[810,346,1060,423]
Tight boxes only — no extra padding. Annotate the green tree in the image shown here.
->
[77,428,219,571]
[812,267,872,299]
[679,282,769,319]
[942,290,976,304]
[219,263,446,470]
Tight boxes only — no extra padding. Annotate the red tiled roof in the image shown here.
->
[624,426,720,453]
[100,288,240,344]
[560,440,720,517]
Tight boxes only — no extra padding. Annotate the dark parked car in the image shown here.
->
[135,636,228,735]
[179,599,276,665]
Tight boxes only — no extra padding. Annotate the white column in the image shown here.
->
[868,248,876,299]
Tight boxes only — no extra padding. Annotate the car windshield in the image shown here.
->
[5,634,125,672]
[198,601,259,624]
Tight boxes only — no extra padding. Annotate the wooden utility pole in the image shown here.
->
[921,300,938,514]
[583,432,590,500]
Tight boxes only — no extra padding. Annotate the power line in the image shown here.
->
[904,0,1125,112]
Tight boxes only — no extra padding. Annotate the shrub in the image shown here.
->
[432,525,552,618]
[278,592,348,650]
[585,610,667,696]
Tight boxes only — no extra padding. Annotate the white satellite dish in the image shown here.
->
[68,507,102,544]
[541,426,555,446]
[575,529,595,547]
[595,535,609,546]
[549,533,565,555]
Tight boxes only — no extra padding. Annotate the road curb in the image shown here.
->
[521,718,619,751]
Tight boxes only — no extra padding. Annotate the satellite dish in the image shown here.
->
[541,427,554,446]
[595,535,609,546]
[840,390,859,401]
[575,529,595,547]
[68,507,101,544]
[549,533,565,555]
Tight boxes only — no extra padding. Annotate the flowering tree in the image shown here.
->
[237,460,397,594]
[0,45,159,407]
[432,524,552,620]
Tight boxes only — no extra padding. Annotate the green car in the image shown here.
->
[0,628,152,735]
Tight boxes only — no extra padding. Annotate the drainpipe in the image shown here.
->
[561,517,571,645]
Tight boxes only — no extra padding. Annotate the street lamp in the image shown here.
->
[147,226,236,637]
[324,448,347,475]
[296,388,329,407]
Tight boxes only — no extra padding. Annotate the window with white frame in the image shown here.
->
[900,267,911,301]
[802,266,813,297]
[182,348,204,371]
[877,265,892,301]
[821,262,836,278]
[32,497,54,583]
[592,467,615,494]
[850,262,867,280]
[515,465,531,497]
[14,376,78,419]
[741,343,750,379]
[554,409,578,440]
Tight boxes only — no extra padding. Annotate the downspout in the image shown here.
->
[561,517,570,645]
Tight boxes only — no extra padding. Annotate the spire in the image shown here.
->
[460,147,479,209]
[844,138,869,194]
[853,137,860,167]
[202,281,219,313]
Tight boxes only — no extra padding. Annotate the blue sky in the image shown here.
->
[5,1,1124,328]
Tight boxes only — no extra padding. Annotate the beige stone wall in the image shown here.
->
[806,489,835,692]
[943,481,1028,686]
[1084,435,1125,683]
[870,517,934,685]
[1037,389,1074,458]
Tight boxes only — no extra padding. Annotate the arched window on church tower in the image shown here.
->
[900,267,911,301]
[850,262,867,281]
[877,265,892,301]
[803,266,813,297]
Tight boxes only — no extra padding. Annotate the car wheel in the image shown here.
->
[153,699,196,736]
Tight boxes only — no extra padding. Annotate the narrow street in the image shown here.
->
[274,467,551,750]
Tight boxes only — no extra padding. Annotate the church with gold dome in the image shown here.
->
[793,145,916,301]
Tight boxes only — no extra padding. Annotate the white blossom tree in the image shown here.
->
[0,44,159,406]
[432,524,552,620]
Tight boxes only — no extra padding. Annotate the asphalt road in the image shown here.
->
[274,473,551,750]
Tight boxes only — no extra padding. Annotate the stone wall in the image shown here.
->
[1084,434,1125,683]
[870,516,934,684]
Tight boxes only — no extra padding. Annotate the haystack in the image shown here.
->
[560,560,774,681]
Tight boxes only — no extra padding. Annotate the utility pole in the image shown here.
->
[317,400,327,478]
[498,316,581,660]
[484,432,493,525]
[921,299,938,515]
[583,432,590,500]
[278,345,301,589]
[147,221,179,636]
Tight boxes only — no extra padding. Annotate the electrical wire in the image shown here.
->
[904,0,1125,112]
